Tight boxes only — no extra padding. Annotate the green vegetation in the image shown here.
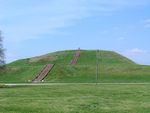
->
[0,50,150,83]
[0,84,150,113]
[1,50,150,113]
[0,84,8,88]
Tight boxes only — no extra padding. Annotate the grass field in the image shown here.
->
[0,84,150,113]
[1,50,150,112]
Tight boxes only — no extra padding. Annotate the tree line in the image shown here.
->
[0,31,5,69]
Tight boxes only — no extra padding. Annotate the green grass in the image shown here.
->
[0,50,150,83]
[0,84,150,113]
[0,66,43,83]
[1,50,150,113]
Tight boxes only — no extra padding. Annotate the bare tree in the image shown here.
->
[0,31,5,69]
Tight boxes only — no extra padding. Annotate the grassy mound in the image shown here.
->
[0,50,150,83]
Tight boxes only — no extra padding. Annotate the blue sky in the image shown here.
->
[1,0,150,65]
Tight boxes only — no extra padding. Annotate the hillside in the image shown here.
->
[0,50,150,83]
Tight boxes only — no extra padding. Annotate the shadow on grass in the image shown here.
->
[0,84,33,89]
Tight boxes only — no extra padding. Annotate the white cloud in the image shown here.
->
[124,48,147,56]
[122,48,150,65]
[118,37,126,41]
[144,19,150,28]
[145,19,150,22]
[0,0,89,42]
[0,0,150,43]
[86,0,150,12]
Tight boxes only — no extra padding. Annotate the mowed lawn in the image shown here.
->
[0,84,150,113]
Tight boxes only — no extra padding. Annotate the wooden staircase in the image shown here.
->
[32,64,54,82]
[70,49,81,65]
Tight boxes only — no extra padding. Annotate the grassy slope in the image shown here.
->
[0,50,150,83]
[0,84,150,113]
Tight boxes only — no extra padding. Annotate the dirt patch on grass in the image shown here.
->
[29,55,57,63]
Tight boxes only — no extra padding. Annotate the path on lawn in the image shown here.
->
[3,83,150,86]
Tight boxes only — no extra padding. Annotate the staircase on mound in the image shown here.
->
[70,49,81,65]
[32,64,54,82]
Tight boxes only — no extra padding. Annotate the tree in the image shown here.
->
[0,31,5,69]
